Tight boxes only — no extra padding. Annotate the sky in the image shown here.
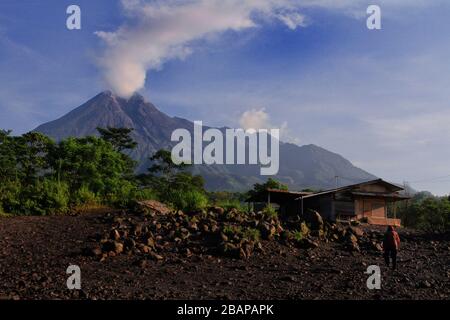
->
[0,0,449,195]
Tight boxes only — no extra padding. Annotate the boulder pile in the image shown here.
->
[84,202,285,262]
[83,204,385,263]
[284,210,384,253]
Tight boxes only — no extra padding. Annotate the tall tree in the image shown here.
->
[97,127,137,152]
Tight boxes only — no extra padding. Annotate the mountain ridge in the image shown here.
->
[34,91,377,191]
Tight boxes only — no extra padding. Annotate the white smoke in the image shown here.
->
[95,0,434,97]
[95,0,308,97]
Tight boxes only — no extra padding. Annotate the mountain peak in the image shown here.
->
[95,90,146,102]
[126,92,146,103]
[34,92,377,191]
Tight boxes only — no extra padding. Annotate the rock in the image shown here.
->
[349,226,364,238]
[220,233,229,242]
[113,217,124,224]
[336,225,347,239]
[239,247,247,259]
[211,206,225,215]
[146,237,156,249]
[298,238,319,249]
[134,259,147,268]
[102,241,115,253]
[350,219,360,226]
[348,241,360,252]
[110,229,121,240]
[343,231,360,252]
[184,248,193,257]
[141,245,152,254]
[188,222,198,231]
[348,233,358,244]
[418,280,432,288]
[137,200,171,215]
[83,246,102,257]
[124,238,136,249]
[259,222,277,240]
[113,242,124,254]
[305,210,324,230]
[149,252,164,261]
[300,222,310,237]
[371,241,383,252]
[131,223,143,236]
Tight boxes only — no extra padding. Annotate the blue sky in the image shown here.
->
[0,0,450,195]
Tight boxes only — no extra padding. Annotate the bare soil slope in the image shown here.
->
[0,210,448,300]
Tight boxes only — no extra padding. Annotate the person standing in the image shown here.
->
[383,226,401,270]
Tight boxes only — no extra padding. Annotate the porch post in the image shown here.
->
[301,196,304,217]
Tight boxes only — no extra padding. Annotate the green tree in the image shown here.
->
[48,136,137,203]
[14,132,54,184]
[247,178,288,200]
[97,127,137,152]
[0,130,16,181]
[142,149,207,211]
[398,194,450,232]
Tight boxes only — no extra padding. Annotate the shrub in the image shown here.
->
[262,204,278,220]
[243,228,261,241]
[166,189,208,213]
[73,185,100,207]
[39,179,70,215]
[132,188,159,201]
[8,179,70,215]
[104,180,137,207]
[220,199,247,212]
[0,180,21,213]
[223,225,242,237]
[293,230,304,241]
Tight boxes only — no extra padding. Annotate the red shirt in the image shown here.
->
[383,230,400,250]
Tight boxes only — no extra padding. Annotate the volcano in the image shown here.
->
[34,91,376,191]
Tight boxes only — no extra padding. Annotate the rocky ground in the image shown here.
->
[0,203,449,300]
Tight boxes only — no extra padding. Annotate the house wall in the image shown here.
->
[355,198,387,219]
[333,201,355,218]
[319,195,334,220]
[302,195,334,220]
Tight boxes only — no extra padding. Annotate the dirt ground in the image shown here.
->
[0,210,449,300]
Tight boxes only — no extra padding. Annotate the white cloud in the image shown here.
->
[239,108,300,144]
[275,11,308,29]
[239,108,270,130]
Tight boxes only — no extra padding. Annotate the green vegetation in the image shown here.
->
[208,191,248,212]
[262,204,278,220]
[242,228,261,242]
[0,126,211,215]
[138,149,208,212]
[2,127,449,236]
[0,129,137,215]
[223,225,260,242]
[247,177,288,200]
[398,192,450,232]
[293,230,304,241]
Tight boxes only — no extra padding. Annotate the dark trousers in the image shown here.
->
[384,249,397,270]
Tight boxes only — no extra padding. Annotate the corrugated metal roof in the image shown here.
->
[295,179,407,200]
